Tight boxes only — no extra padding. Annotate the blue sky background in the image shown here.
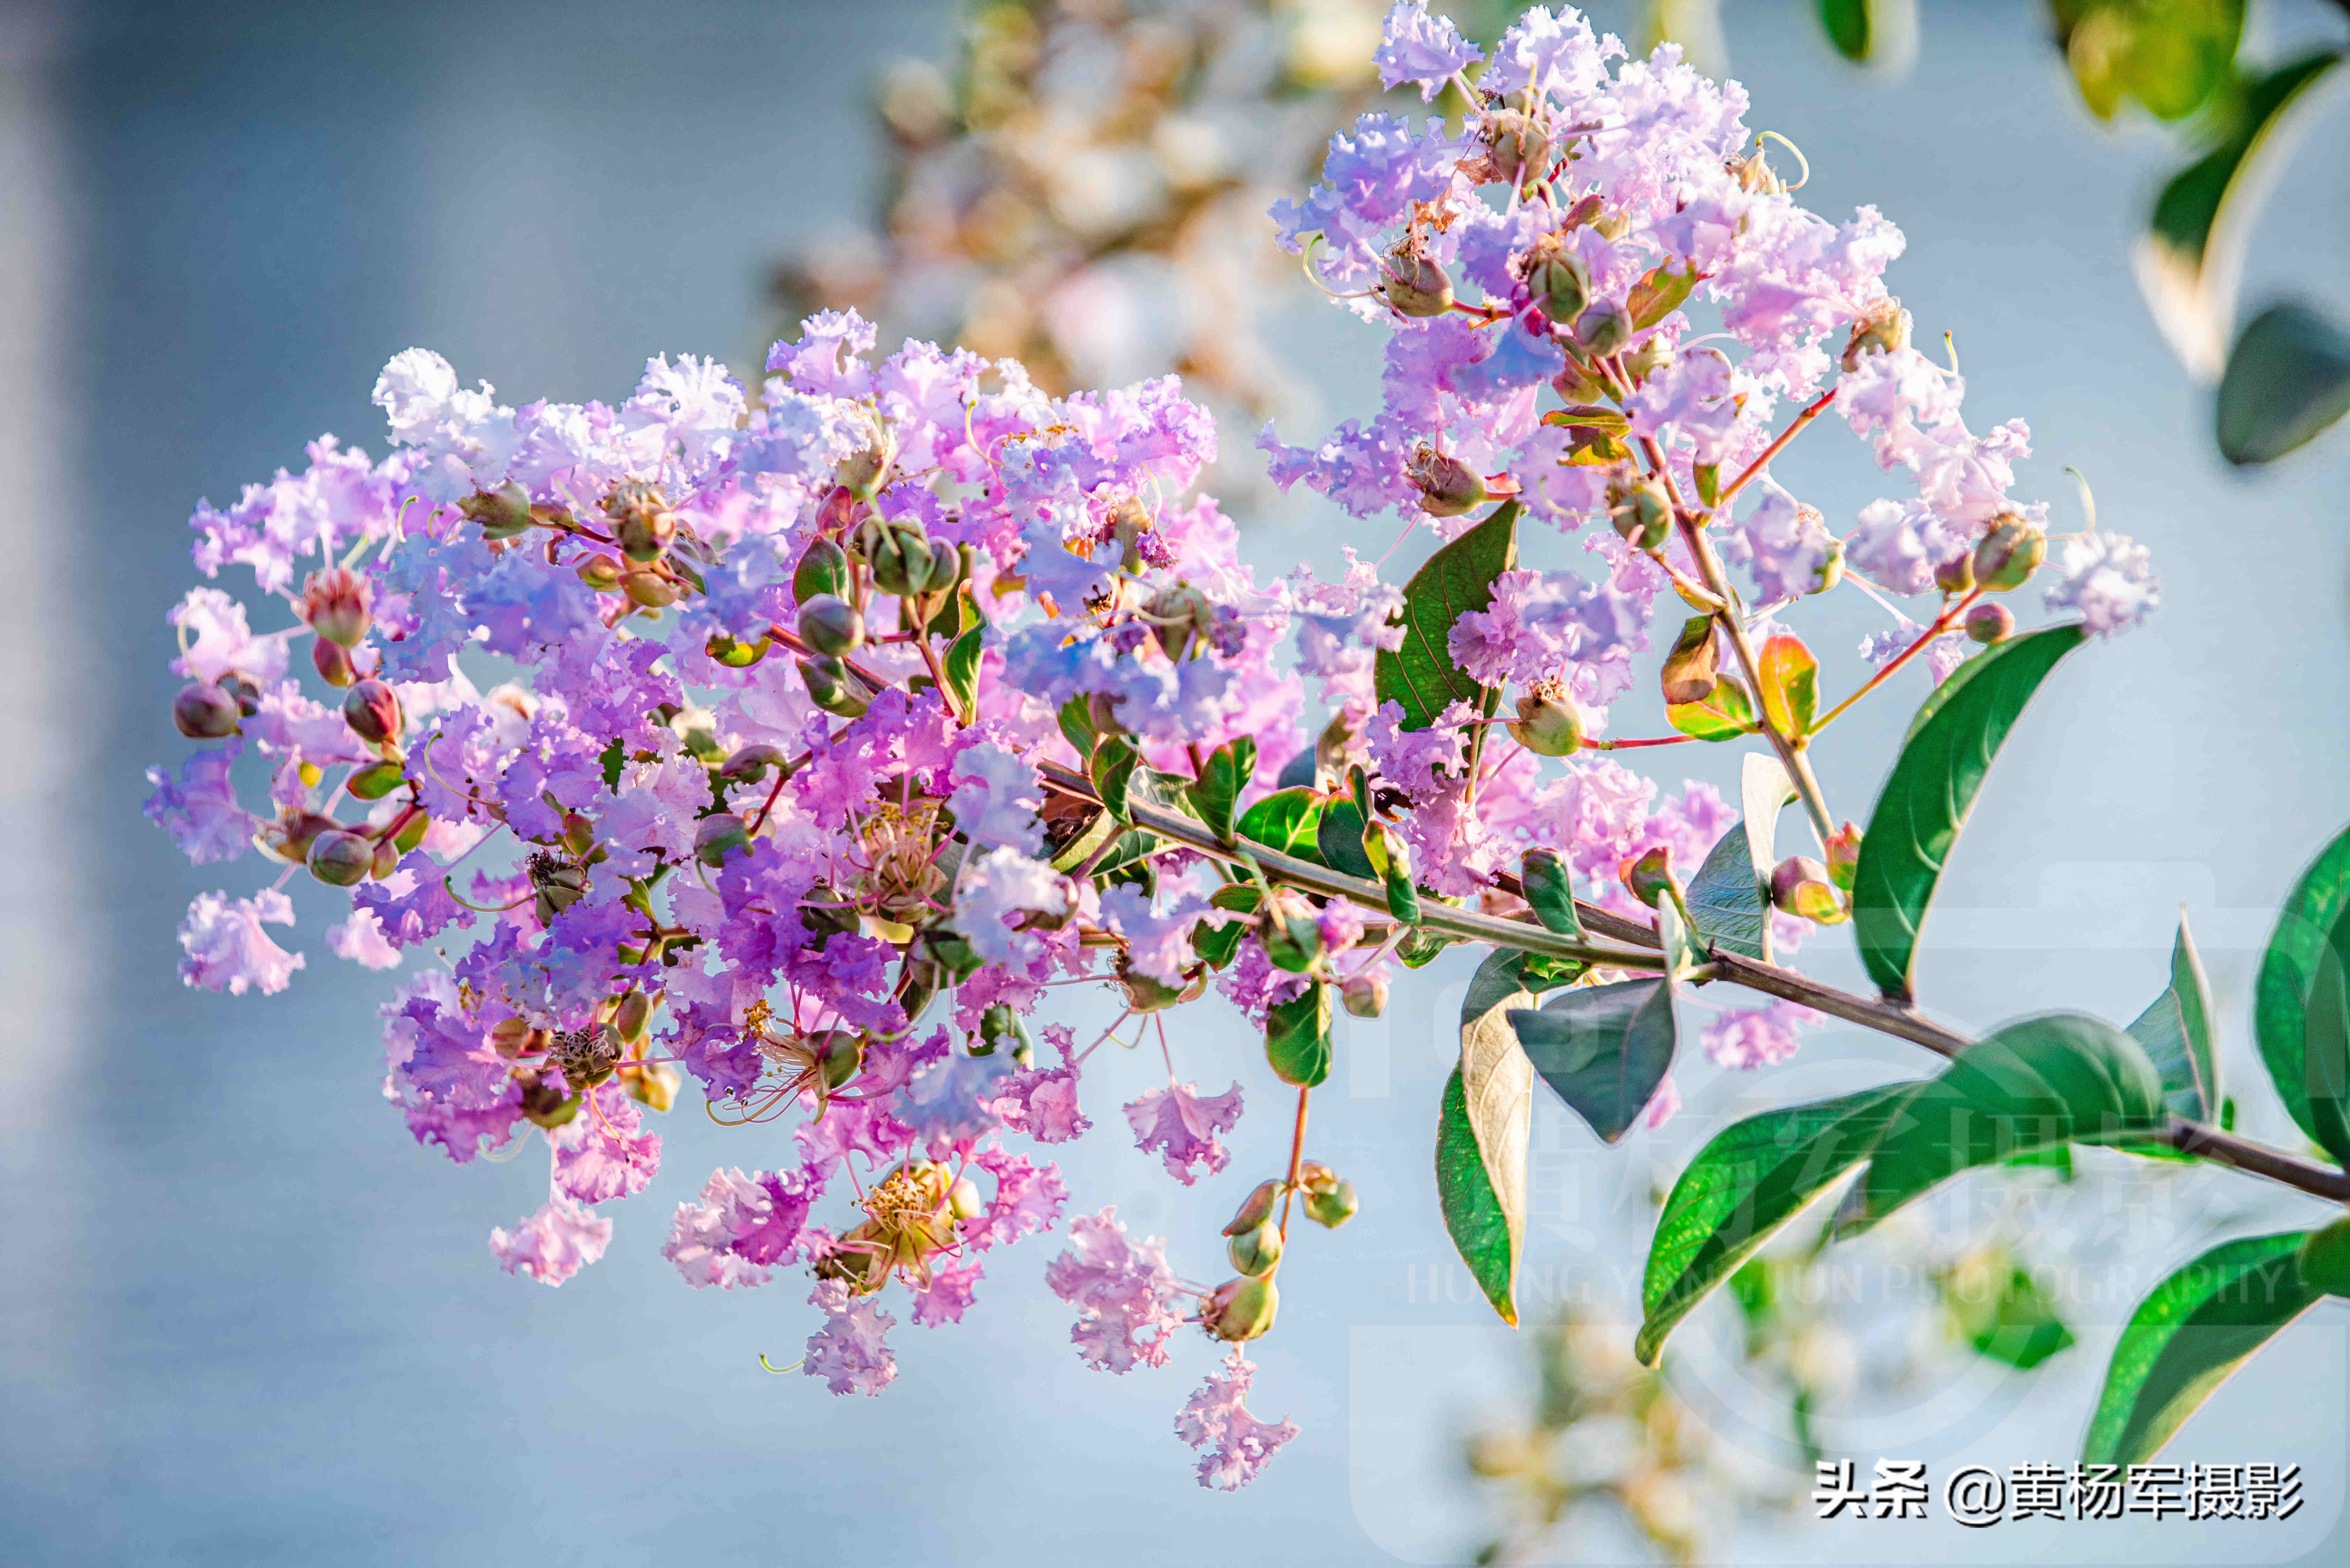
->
[5,1,2350,1562]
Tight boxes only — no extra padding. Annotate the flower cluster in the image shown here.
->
[146,2,2159,1493]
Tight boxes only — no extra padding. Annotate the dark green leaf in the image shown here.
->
[1235,787,1323,860]
[2299,1218,2350,1296]
[1519,850,1584,940]
[2082,1231,2324,1466]
[1509,978,1677,1144]
[1854,1014,2168,1226]
[1316,796,1377,880]
[1397,925,1455,968]
[1851,624,2086,1003]
[943,624,983,716]
[1374,501,1518,733]
[1058,696,1101,758]
[1090,736,1140,822]
[1637,1083,1914,1365]
[2255,821,2350,1166]
[1817,0,1870,62]
[1687,752,1795,963]
[2127,911,2220,1122]
[1266,983,1331,1088]
[1187,737,1255,844]
[1957,1265,2076,1371]
[598,736,625,794]
[1276,746,1318,790]
[2217,302,2350,466]
[1193,916,1246,970]
[2052,0,2244,121]
[1437,1065,1520,1326]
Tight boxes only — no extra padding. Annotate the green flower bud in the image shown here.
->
[1524,241,1589,325]
[622,570,678,608]
[343,678,402,745]
[575,553,623,592]
[867,522,935,598]
[1964,601,2014,644]
[921,540,966,596]
[948,1174,986,1222]
[624,1059,679,1113]
[614,989,653,1044]
[1770,855,1848,924]
[835,409,897,500]
[615,504,676,564]
[1841,296,1912,373]
[1619,845,1674,909]
[307,828,374,887]
[1621,334,1674,386]
[714,633,772,667]
[1227,1222,1284,1278]
[793,537,850,602]
[694,811,750,867]
[1257,892,1323,974]
[369,836,400,879]
[815,1029,865,1091]
[311,636,358,688]
[1823,822,1862,893]
[173,682,241,739]
[1405,442,1486,517]
[1303,1179,1359,1229]
[797,655,871,719]
[1658,616,1720,706]
[1507,685,1585,757]
[347,759,406,801]
[1223,1179,1281,1237]
[797,592,865,656]
[718,743,791,784]
[1574,298,1632,357]
[1610,476,1672,551]
[560,811,596,858]
[1934,550,1975,595]
[1201,1274,1279,1342]
[1810,534,1846,594]
[301,567,372,647]
[459,480,537,540]
[1475,108,1551,188]
[1341,970,1389,1019]
[1381,252,1454,318]
[1971,513,2044,592]
[393,810,430,854]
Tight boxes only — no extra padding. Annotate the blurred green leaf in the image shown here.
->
[2083,1231,2324,1465]
[2216,302,2350,465]
[2052,0,2244,121]
[2139,50,2340,380]
[1954,1264,2077,1370]
[1816,0,1917,68]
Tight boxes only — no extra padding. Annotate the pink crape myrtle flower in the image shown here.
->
[1125,1081,1245,1184]
[1176,1348,1300,1491]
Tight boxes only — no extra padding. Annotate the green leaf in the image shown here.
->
[1235,787,1323,860]
[1854,1014,2168,1226]
[1957,1265,2076,1371]
[1687,752,1795,963]
[1509,977,1678,1144]
[1265,982,1331,1088]
[1058,696,1102,758]
[1637,1083,1913,1365]
[1628,258,1699,330]
[1519,850,1584,941]
[1398,925,1455,968]
[1817,0,1870,62]
[1090,736,1140,822]
[2216,302,2350,466]
[1374,502,1518,733]
[2082,1231,2325,1466]
[1187,738,1255,844]
[2254,821,2350,1166]
[1437,1065,1520,1326]
[1315,796,1377,880]
[1442,948,1554,1327]
[2139,50,2341,381]
[2052,0,2244,121]
[943,624,983,716]
[2299,1218,2350,1296]
[2126,910,2220,1122]
[1665,675,1758,743]
[1193,916,1246,970]
[1851,624,2087,1004]
[1756,634,1818,738]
